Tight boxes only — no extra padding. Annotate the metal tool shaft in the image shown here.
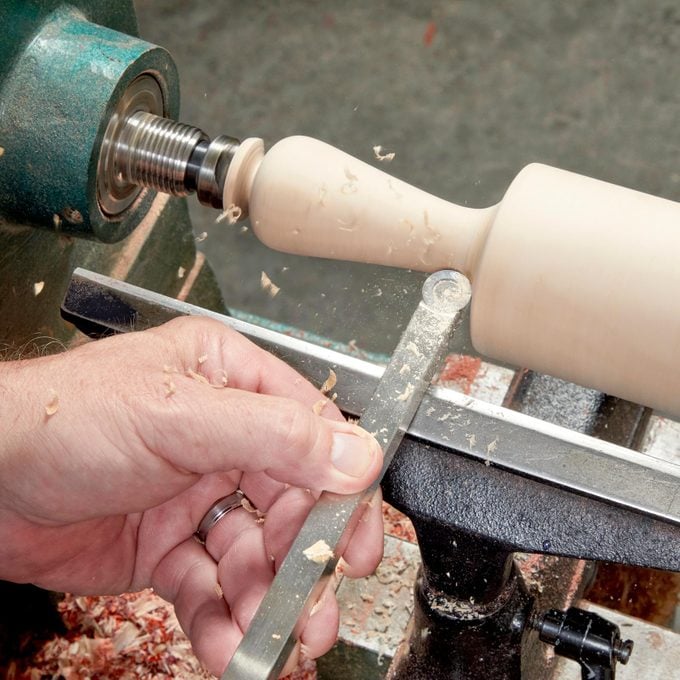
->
[221,270,471,679]
[61,268,680,530]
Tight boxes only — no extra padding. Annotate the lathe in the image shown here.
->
[1,2,679,679]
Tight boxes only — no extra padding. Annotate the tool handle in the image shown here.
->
[225,135,496,277]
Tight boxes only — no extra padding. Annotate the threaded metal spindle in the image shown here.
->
[116,112,208,196]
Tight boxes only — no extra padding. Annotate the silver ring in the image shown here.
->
[194,490,246,544]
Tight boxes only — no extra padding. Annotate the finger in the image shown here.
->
[134,384,383,496]
[262,487,317,570]
[151,539,240,676]
[299,582,340,659]
[338,488,385,578]
[132,472,241,587]
[215,522,274,634]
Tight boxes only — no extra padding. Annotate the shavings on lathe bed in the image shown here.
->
[18,589,318,679]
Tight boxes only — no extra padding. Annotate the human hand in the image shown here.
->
[0,317,384,675]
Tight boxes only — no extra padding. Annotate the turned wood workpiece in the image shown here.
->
[223,136,680,417]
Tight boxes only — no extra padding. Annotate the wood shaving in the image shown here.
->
[186,368,209,385]
[312,398,328,415]
[186,368,227,389]
[303,539,334,564]
[164,377,176,397]
[61,206,83,224]
[21,590,214,679]
[45,389,59,417]
[177,266,186,279]
[373,145,395,162]
[33,281,45,296]
[197,354,208,364]
[272,633,281,640]
[344,167,358,182]
[320,368,337,395]
[260,271,280,297]
[241,497,266,520]
[396,383,414,402]
[52,213,62,229]
[195,231,208,242]
[216,203,242,224]
[214,582,223,599]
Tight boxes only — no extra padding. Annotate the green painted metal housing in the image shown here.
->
[0,1,179,241]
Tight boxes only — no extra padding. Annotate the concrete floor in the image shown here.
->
[134,0,680,355]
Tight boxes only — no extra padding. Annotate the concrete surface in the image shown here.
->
[134,0,680,355]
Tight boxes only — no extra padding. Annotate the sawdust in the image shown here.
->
[303,540,334,564]
[260,271,280,297]
[216,203,242,224]
[372,145,395,162]
[45,389,59,417]
[33,281,45,296]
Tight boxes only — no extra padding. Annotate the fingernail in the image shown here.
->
[331,431,375,477]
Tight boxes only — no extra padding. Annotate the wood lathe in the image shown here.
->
[1,2,679,678]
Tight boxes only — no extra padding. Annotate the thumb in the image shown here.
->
[135,387,384,495]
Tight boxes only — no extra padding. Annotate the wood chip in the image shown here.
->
[260,271,280,297]
[396,383,414,402]
[241,497,266,519]
[164,377,176,397]
[0,146,4,158]
[312,397,328,415]
[373,145,395,162]
[272,633,281,640]
[186,367,227,389]
[186,368,209,385]
[303,539,334,564]
[320,368,337,395]
[197,354,208,364]
[177,266,186,279]
[45,389,59,416]
[33,281,45,296]
[216,203,242,224]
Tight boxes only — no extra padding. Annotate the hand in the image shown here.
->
[0,317,384,675]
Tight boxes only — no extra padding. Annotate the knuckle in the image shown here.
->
[275,400,322,466]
